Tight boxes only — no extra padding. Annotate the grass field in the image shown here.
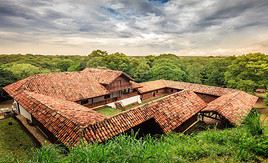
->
[95,106,122,116]
[0,117,35,163]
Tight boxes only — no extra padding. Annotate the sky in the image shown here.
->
[0,0,268,56]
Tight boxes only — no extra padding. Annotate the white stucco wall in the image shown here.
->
[19,104,32,122]
[107,95,141,108]
[12,100,19,113]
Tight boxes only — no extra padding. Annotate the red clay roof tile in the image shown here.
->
[83,90,206,143]
[4,69,258,146]
[4,68,137,101]
[202,91,258,126]
[138,80,237,96]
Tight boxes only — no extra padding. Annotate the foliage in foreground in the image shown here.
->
[25,112,268,163]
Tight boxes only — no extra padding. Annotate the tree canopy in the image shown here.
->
[224,53,268,92]
[0,52,267,101]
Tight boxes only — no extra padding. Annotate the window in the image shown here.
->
[80,99,88,105]
[104,94,111,99]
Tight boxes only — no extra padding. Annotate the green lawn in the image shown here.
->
[0,117,35,163]
[95,106,122,116]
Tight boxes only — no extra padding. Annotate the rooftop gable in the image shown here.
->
[202,91,258,126]
[14,91,106,146]
[4,68,137,101]
[82,68,134,85]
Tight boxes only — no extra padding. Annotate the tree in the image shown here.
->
[87,50,108,68]
[185,63,203,84]
[56,59,74,71]
[67,62,86,71]
[224,53,268,92]
[150,61,187,81]
[104,53,131,73]
[129,58,151,82]
[201,58,232,86]
[88,50,108,57]
[0,68,17,101]
[144,55,156,68]
[2,63,50,79]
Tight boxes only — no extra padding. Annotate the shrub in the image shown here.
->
[30,145,65,163]
[243,110,263,136]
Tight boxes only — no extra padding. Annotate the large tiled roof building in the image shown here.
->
[4,68,258,146]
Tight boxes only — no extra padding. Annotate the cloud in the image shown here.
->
[0,0,267,55]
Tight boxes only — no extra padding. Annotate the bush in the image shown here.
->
[30,145,65,163]
[243,110,263,136]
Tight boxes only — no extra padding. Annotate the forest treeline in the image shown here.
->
[0,51,268,101]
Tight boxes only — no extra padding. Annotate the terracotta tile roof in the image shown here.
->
[4,69,258,146]
[3,77,31,97]
[130,81,142,89]
[202,91,258,126]
[4,68,137,101]
[14,89,206,146]
[138,80,237,96]
[137,80,169,93]
[82,68,134,84]
[14,91,105,146]
[83,90,207,142]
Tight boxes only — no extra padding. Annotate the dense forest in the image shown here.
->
[0,51,268,102]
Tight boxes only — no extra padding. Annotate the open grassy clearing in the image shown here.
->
[0,117,35,163]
